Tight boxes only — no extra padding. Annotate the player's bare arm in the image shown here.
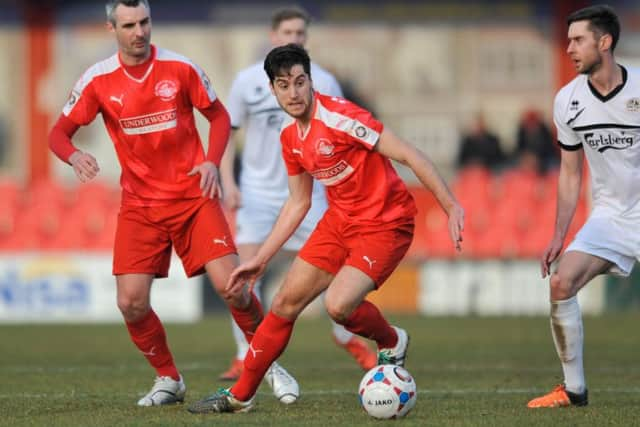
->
[218,131,242,211]
[541,149,584,277]
[69,150,100,183]
[227,172,313,293]
[375,128,465,251]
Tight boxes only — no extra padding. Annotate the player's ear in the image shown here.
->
[269,82,276,95]
[106,20,115,33]
[599,33,613,52]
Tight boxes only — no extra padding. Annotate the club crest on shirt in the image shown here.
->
[354,125,368,138]
[200,71,211,91]
[316,138,335,157]
[155,80,178,101]
[626,98,640,112]
[66,90,80,108]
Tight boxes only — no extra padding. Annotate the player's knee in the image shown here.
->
[270,293,302,319]
[117,295,149,322]
[549,270,577,300]
[216,287,236,305]
[324,299,350,324]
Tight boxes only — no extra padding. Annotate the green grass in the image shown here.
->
[1,314,640,426]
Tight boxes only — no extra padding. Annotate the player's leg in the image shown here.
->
[171,199,264,345]
[551,252,611,393]
[528,216,636,408]
[204,253,262,341]
[218,197,276,379]
[324,266,408,366]
[117,274,186,406]
[188,257,332,413]
[528,250,611,408]
[326,221,414,366]
[219,242,261,381]
[113,205,185,406]
[285,196,377,370]
[173,198,299,406]
[330,319,377,370]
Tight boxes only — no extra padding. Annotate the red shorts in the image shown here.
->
[113,198,236,278]
[298,210,414,288]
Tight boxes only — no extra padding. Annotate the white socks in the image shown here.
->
[331,319,355,345]
[550,296,585,394]
[231,317,250,360]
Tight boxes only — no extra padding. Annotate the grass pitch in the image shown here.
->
[1,314,639,426]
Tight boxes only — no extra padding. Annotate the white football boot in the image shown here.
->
[137,375,186,406]
[377,326,410,367]
[264,361,299,404]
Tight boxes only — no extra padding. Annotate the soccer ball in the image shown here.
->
[358,364,417,419]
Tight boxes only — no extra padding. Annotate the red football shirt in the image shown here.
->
[62,45,218,206]
[280,93,417,225]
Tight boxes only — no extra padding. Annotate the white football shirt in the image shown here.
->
[554,65,640,220]
[226,61,343,200]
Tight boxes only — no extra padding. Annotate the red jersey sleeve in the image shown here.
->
[318,94,384,151]
[280,124,305,176]
[198,100,230,166]
[62,73,101,126]
[49,114,80,163]
[186,63,217,110]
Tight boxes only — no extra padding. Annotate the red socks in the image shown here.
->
[340,301,398,349]
[229,292,264,343]
[231,311,294,401]
[125,309,179,380]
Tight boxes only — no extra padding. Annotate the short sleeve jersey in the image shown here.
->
[280,93,417,225]
[62,45,218,206]
[226,61,342,200]
[554,65,640,219]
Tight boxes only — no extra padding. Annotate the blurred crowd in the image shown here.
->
[0,108,589,258]
[405,108,588,260]
[457,109,558,174]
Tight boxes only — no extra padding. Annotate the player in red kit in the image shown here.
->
[49,0,265,407]
[188,44,464,414]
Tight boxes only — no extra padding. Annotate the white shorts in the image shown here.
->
[235,191,328,251]
[566,215,640,277]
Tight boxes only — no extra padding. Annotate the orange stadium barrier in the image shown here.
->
[0,170,589,257]
[407,166,590,260]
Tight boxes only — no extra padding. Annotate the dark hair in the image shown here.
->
[271,6,310,30]
[567,5,620,52]
[105,0,150,25]
[264,44,311,83]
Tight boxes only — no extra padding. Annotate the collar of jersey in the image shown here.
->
[119,45,156,83]
[588,64,627,103]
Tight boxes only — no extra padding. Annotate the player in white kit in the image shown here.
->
[218,7,376,384]
[528,5,640,408]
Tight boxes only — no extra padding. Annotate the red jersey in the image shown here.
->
[280,93,416,225]
[62,45,218,206]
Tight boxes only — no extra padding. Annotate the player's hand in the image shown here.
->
[69,150,100,182]
[221,180,241,212]
[541,235,564,278]
[227,258,267,294]
[447,202,465,252]
[188,161,221,199]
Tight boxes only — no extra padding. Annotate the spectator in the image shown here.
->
[514,109,558,173]
[456,114,505,171]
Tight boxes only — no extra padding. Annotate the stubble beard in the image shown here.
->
[580,55,602,76]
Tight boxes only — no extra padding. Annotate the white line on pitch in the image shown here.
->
[3,388,640,400]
